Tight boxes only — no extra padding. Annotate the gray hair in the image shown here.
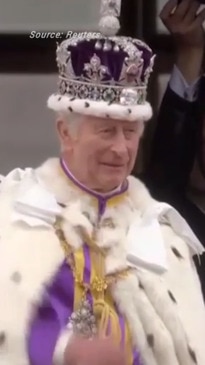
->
[56,112,84,137]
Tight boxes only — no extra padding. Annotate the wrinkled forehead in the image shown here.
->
[82,114,140,128]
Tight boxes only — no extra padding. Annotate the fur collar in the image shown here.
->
[36,157,154,210]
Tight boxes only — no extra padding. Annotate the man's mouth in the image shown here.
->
[101,163,124,168]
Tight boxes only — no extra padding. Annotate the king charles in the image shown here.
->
[0,1,205,364]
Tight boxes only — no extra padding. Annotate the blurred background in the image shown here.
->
[0,0,178,174]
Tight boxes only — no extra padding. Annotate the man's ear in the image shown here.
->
[56,119,72,146]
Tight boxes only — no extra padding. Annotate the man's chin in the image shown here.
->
[102,176,125,192]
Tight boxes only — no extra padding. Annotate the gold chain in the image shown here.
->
[54,219,131,295]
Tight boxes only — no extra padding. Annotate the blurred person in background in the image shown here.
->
[144,0,205,295]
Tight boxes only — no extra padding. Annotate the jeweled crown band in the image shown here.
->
[58,77,147,105]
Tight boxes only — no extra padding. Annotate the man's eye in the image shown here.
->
[102,129,112,133]
[125,129,136,133]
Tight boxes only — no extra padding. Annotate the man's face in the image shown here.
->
[58,115,142,192]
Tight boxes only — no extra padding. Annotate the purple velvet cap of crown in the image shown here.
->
[57,36,154,87]
[55,35,155,106]
[64,38,153,85]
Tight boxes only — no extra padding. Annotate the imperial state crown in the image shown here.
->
[47,0,155,122]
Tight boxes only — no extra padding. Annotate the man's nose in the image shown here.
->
[110,133,127,155]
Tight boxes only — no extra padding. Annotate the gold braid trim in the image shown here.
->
[54,218,135,364]
[54,219,132,296]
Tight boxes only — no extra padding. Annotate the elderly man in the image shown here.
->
[0,1,205,365]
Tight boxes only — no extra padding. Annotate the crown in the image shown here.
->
[56,34,155,106]
[47,0,156,122]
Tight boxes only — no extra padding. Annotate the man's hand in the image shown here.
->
[64,336,126,365]
[160,0,205,83]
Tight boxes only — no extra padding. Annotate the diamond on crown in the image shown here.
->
[120,88,139,105]
[83,54,109,83]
